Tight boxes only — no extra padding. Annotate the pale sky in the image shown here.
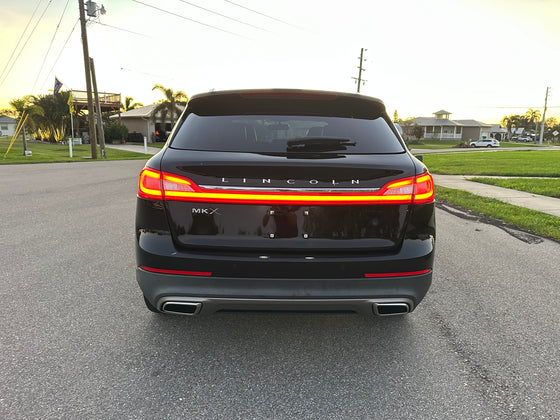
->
[1,0,559,123]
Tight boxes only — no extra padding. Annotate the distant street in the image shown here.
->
[1,160,559,419]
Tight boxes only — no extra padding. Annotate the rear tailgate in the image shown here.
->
[159,149,415,252]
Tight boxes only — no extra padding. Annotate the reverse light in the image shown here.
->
[137,168,434,205]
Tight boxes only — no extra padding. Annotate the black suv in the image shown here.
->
[136,89,435,317]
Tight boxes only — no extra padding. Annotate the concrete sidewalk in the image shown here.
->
[433,174,560,217]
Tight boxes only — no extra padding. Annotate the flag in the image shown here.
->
[68,92,74,114]
[54,77,62,95]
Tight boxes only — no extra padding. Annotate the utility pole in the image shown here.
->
[90,57,106,158]
[352,48,367,93]
[539,87,550,145]
[78,0,98,159]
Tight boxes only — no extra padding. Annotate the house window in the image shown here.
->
[0,125,8,130]
[426,126,433,133]
[456,127,462,134]
[434,126,441,134]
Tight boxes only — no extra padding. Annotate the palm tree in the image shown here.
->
[122,96,144,112]
[525,108,541,132]
[9,95,43,154]
[151,84,188,140]
[500,115,513,140]
[32,91,72,142]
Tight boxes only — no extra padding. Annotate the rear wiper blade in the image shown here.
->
[286,137,356,152]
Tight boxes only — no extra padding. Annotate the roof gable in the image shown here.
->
[0,115,17,123]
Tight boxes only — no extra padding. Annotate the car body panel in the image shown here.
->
[135,89,435,317]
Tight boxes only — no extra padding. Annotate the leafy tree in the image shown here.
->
[122,96,144,112]
[545,117,558,130]
[151,84,188,139]
[412,124,424,140]
[501,114,529,139]
[393,110,402,123]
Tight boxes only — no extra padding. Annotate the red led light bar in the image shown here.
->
[138,168,434,206]
[140,266,212,277]
[364,269,431,278]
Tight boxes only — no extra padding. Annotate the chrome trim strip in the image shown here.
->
[199,185,381,192]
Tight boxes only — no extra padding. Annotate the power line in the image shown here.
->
[0,0,44,84]
[120,66,177,81]
[95,22,152,38]
[132,0,244,38]
[177,0,268,32]
[32,0,71,93]
[39,18,79,92]
[222,0,299,29]
[0,0,53,88]
[463,105,560,109]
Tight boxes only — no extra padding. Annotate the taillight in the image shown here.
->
[413,173,434,204]
[138,168,163,200]
[138,168,434,205]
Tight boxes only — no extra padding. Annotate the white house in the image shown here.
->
[0,115,17,137]
[406,110,492,141]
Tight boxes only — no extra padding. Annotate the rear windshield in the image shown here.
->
[170,114,405,154]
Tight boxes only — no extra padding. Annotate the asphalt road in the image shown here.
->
[1,160,559,419]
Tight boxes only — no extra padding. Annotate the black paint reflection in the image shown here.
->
[262,206,300,238]
[188,213,219,235]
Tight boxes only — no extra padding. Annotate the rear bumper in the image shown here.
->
[136,267,432,316]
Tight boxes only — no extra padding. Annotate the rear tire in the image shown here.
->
[143,295,161,313]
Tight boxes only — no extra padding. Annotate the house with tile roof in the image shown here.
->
[405,110,491,141]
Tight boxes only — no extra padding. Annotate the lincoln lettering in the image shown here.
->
[220,178,360,185]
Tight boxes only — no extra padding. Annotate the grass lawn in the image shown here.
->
[436,186,560,242]
[126,141,166,149]
[1,136,149,164]
[469,177,560,198]
[424,150,560,176]
[408,140,460,149]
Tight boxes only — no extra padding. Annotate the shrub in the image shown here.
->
[104,120,128,143]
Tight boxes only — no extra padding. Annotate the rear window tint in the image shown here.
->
[170,114,405,154]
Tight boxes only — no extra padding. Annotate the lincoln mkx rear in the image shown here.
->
[135,89,435,317]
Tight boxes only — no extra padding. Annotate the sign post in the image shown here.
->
[68,91,75,158]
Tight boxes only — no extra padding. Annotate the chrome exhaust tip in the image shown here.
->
[161,301,202,316]
[372,302,411,316]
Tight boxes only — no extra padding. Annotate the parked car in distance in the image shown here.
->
[135,89,435,318]
[517,135,532,142]
[470,138,500,148]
